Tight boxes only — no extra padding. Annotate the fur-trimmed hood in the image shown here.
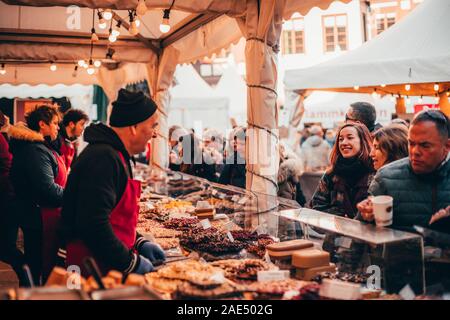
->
[278,158,303,184]
[7,123,44,143]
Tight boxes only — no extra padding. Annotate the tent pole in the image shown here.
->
[395,96,406,114]
[438,92,450,116]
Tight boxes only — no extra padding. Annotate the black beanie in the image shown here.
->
[110,89,157,127]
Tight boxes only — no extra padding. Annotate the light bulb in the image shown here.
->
[135,18,141,28]
[434,83,439,91]
[50,63,57,71]
[87,66,95,75]
[160,9,171,33]
[99,20,107,29]
[94,60,102,68]
[91,30,99,42]
[405,84,411,91]
[78,59,85,67]
[72,65,78,78]
[160,20,170,33]
[371,91,379,99]
[83,61,88,69]
[353,86,359,91]
[103,9,112,21]
[447,91,450,97]
[136,0,147,16]
[381,84,386,87]
[129,21,139,36]
[109,34,117,43]
[418,96,423,103]
[0,64,5,76]
[112,24,120,37]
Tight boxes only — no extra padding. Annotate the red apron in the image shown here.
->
[66,152,141,276]
[59,137,75,170]
[41,150,67,280]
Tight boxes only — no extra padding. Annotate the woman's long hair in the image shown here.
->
[327,122,373,174]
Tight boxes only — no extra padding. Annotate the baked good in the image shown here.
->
[156,260,225,287]
[145,273,184,294]
[125,274,146,286]
[266,239,313,252]
[210,259,276,281]
[155,238,180,250]
[292,249,330,268]
[295,263,336,281]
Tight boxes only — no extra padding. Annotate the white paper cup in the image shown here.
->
[372,195,393,227]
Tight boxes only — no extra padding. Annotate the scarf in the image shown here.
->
[334,156,372,185]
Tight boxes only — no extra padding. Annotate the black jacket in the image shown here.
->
[61,123,137,272]
[219,153,246,189]
[9,125,64,228]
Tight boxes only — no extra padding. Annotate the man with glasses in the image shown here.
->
[60,89,165,276]
[358,110,450,232]
[345,102,382,133]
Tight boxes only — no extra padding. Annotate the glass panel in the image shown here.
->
[336,15,347,26]
[323,16,335,27]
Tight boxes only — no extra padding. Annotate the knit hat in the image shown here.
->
[109,89,157,127]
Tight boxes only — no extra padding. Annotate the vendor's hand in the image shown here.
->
[429,206,450,225]
[134,255,154,274]
[357,197,374,222]
[139,241,166,263]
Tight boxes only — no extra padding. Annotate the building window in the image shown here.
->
[323,14,347,53]
[376,13,396,34]
[282,16,305,55]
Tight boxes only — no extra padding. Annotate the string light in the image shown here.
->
[135,16,141,28]
[77,59,85,67]
[94,60,102,68]
[434,83,440,91]
[353,86,359,91]
[136,0,148,16]
[405,84,411,91]
[72,65,78,78]
[83,61,88,69]
[50,61,57,71]
[98,11,107,29]
[418,96,423,103]
[87,60,95,75]
[129,10,139,36]
[112,21,121,37]
[103,9,113,21]
[371,89,379,100]
[91,28,99,41]
[109,34,117,42]
[447,90,450,97]
[0,63,6,75]
[381,84,386,87]
[159,9,171,33]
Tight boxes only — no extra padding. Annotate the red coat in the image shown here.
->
[0,133,13,197]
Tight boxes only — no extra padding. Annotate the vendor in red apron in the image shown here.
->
[51,109,89,170]
[9,105,66,285]
[61,89,165,276]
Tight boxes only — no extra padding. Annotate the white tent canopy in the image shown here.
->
[169,64,229,132]
[284,0,450,93]
[214,62,247,126]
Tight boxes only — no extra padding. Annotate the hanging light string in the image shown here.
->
[360,84,450,99]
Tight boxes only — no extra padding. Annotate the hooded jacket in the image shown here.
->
[301,135,330,172]
[277,158,306,206]
[61,123,138,272]
[8,124,64,228]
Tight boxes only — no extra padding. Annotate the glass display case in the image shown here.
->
[271,208,425,295]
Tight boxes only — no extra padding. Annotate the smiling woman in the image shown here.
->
[310,123,375,219]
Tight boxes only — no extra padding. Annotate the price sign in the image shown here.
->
[257,270,290,282]
[198,219,211,230]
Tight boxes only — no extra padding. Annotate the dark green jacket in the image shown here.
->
[369,155,450,231]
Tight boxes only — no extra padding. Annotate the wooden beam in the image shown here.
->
[0,28,146,47]
[160,13,222,49]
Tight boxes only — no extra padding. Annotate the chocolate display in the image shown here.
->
[163,218,200,231]
[210,259,276,281]
[180,230,246,255]
[311,271,370,284]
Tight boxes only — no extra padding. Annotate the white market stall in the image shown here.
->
[284,0,450,116]
[0,0,351,201]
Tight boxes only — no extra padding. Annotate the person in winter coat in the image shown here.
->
[219,126,246,189]
[277,158,306,207]
[51,109,89,170]
[61,89,165,277]
[0,113,26,285]
[358,110,450,232]
[370,124,409,171]
[301,125,330,172]
[179,133,217,182]
[311,122,375,218]
[9,105,66,284]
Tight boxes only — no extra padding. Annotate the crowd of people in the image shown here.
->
[0,88,449,288]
